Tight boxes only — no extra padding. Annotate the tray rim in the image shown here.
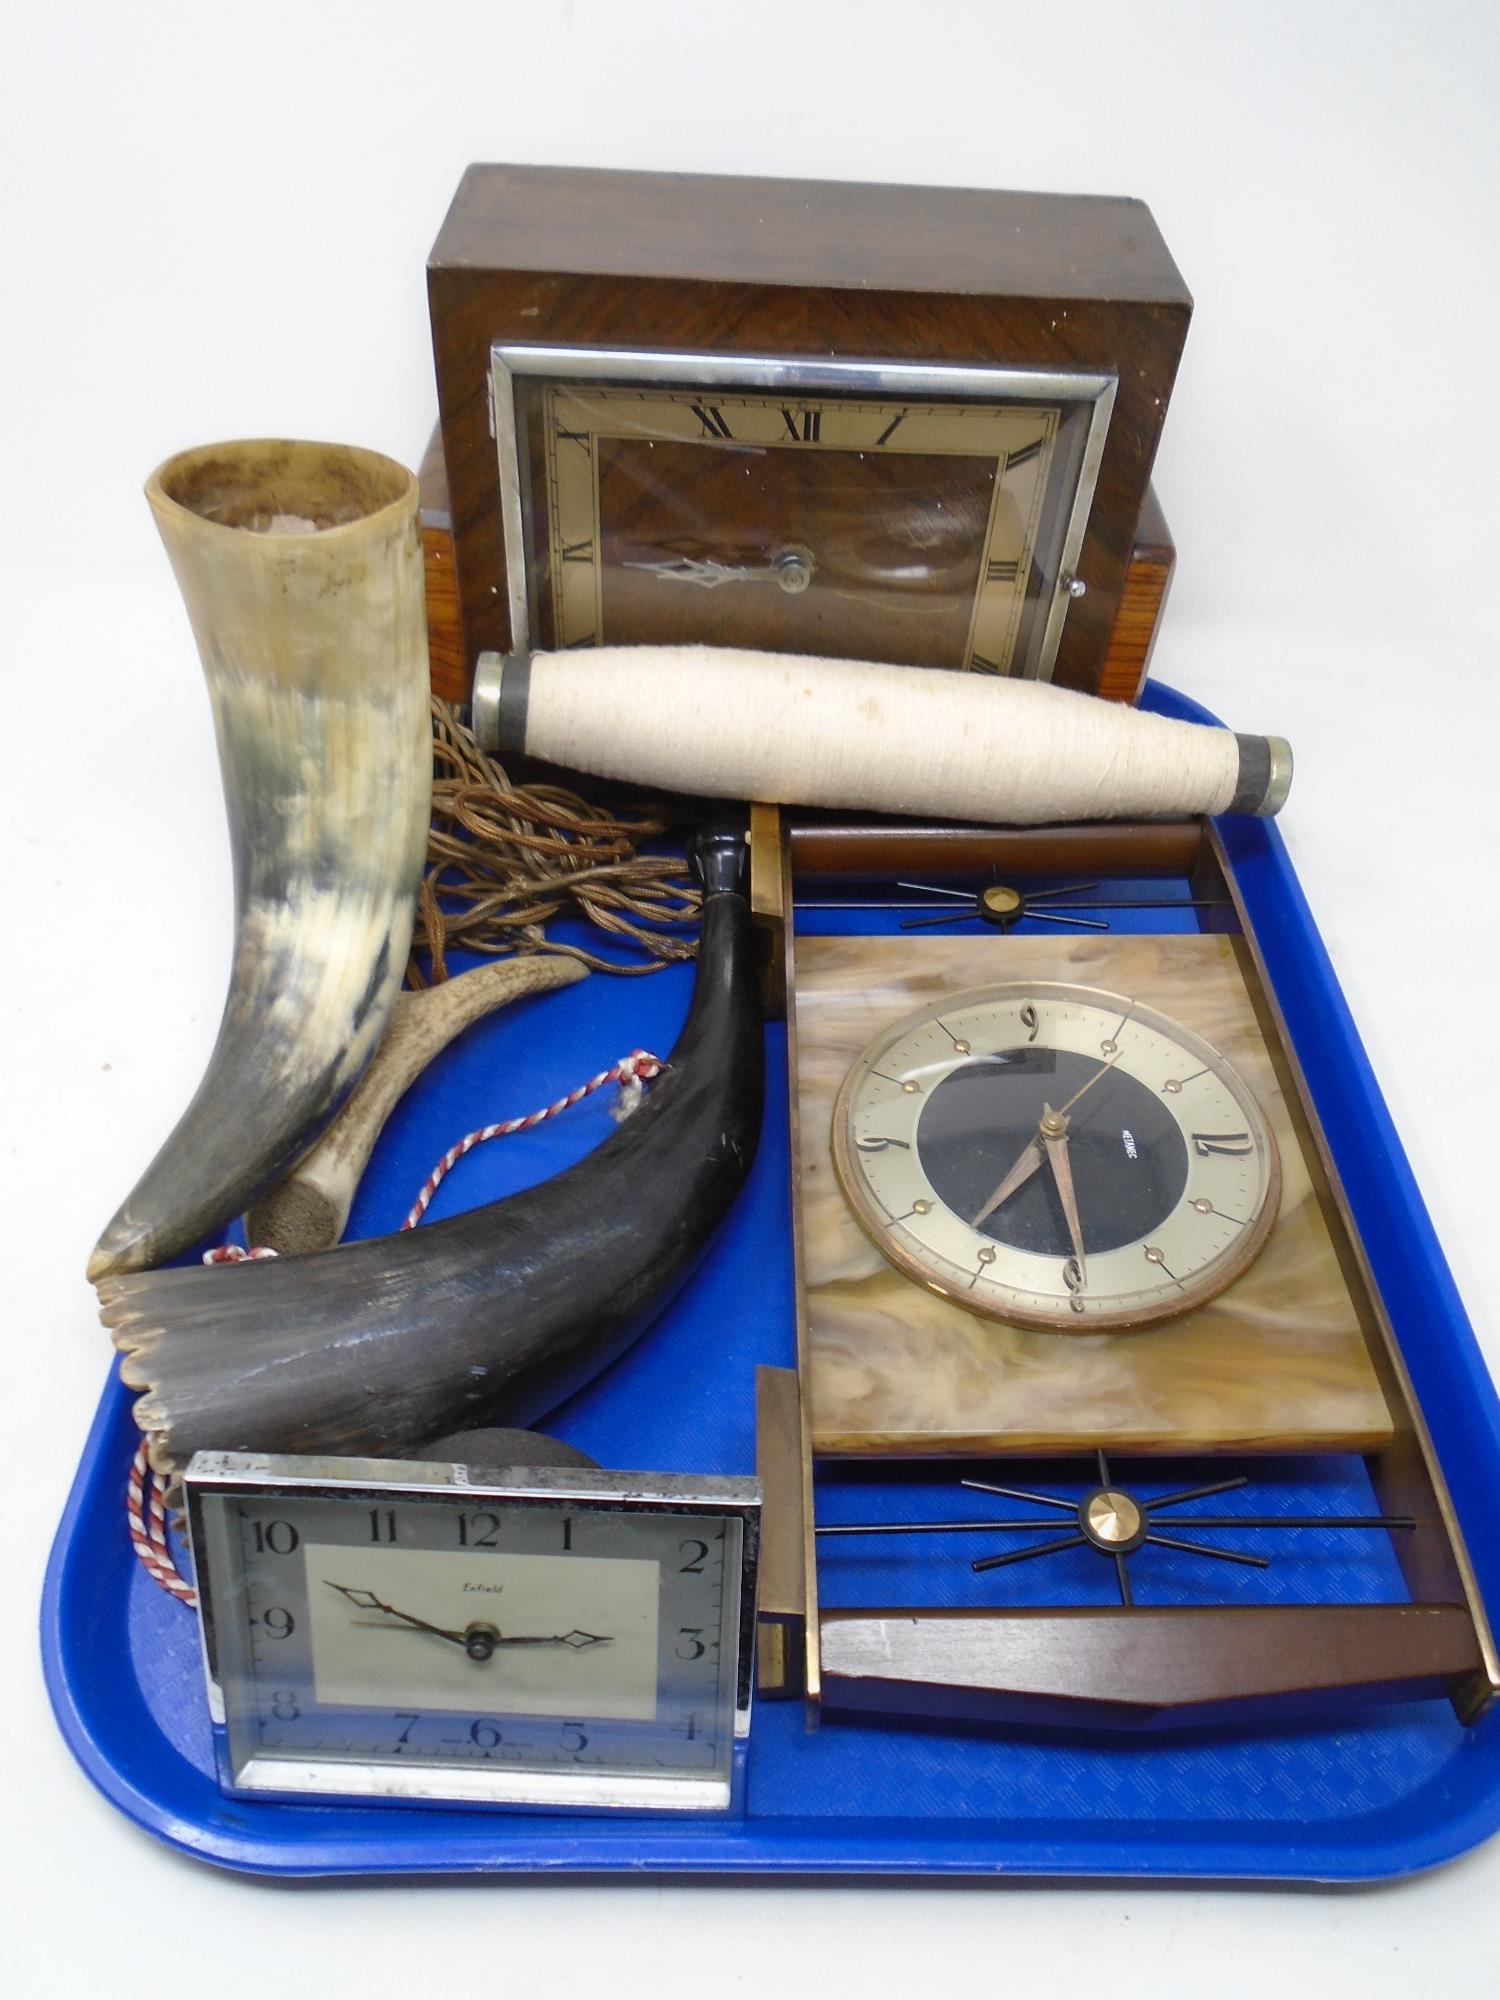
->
[41,682,1500,1883]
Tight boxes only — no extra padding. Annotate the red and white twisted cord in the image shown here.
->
[402,1049,664,1227]
[127,1441,197,1604]
[127,1047,665,1601]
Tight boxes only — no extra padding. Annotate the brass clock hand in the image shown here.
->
[1039,1105,1087,1286]
[324,1581,468,1647]
[971,1134,1044,1229]
[971,1064,1117,1241]
[1050,1017,1134,1121]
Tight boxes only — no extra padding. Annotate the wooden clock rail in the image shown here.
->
[785,815,1204,880]
[755,1367,810,1698]
[1206,826,1500,1713]
[817,1603,1486,1731]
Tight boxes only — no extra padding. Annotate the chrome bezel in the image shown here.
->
[489,343,1117,680]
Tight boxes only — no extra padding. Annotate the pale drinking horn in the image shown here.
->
[99,815,761,1478]
[245,954,589,1256]
[472,645,1294,824]
[87,441,433,1283]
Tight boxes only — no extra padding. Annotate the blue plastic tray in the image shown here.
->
[42,685,1500,1880]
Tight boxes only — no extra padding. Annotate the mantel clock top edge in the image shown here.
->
[429,162,1193,307]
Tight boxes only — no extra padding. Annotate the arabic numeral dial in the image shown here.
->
[833,981,1281,1332]
[197,1475,755,1809]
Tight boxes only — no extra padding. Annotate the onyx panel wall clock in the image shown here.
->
[751,807,1498,1731]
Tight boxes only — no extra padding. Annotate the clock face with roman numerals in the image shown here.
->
[492,347,1115,681]
[831,982,1282,1332]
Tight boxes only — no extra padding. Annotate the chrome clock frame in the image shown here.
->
[488,342,1116,682]
[185,1451,762,1815]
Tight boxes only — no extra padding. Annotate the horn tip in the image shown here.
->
[86,1242,125,1285]
[87,1212,158,1284]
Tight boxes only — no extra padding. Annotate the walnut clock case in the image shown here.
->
[422,164,1187,707]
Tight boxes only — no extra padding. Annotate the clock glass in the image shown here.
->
[831,982,1281,1332]
[493,345,1115,680]
[185,1454,760,1812]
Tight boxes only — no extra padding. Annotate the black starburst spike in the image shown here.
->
[896,879,1232,933]
[798,878,1232,932]
[814,1447,1418,1608]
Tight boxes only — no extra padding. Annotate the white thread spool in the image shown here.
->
[473,646,1292,825]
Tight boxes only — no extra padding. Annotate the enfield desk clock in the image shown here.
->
[185,1451,760,1811]
[420,164,1187,708]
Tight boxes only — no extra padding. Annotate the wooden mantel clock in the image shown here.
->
[420,163,1187,708]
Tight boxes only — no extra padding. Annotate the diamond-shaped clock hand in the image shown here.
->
[623,548,812,594]
[324,1583,613,1661]
[482,1631,613,1649]
[623,555,769,588]
[323,1581,468,1646]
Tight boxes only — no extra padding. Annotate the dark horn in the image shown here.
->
[99,811,763,1476]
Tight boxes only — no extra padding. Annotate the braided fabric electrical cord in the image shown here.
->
[407,698,701,985]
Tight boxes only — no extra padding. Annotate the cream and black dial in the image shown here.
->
[832,982,1281,1332]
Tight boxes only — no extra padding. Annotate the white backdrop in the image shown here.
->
[3,1,1498,1990]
